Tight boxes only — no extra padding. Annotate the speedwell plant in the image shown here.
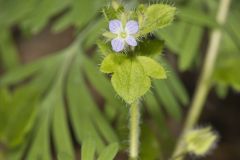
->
[98,1,175,159]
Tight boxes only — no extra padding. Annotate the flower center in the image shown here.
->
[120,32,127,39]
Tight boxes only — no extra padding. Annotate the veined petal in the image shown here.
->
[125,20,139,34]
[125,36,137,46]
[109,20,122,34]
[111,38,125,52]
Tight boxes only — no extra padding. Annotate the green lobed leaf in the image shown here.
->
[138,56,166,79]
[100,53,167,104]
[100,53,126,73]
[139,4,176,36]
[135,39,164,57]
[111,57,151,104]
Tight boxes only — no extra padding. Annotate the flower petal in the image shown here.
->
[125,20,139,34]
[111,38,125,52]
[109,20,122,34]
[125,36,137,46]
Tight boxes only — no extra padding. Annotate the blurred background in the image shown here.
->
[0,0,239,160]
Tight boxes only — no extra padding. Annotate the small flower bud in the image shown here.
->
[184,127,218,156]
[112,0,120,11]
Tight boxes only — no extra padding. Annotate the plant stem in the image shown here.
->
[129,101,140,160]
[172,0,231,159]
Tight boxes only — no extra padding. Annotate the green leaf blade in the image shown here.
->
[111,58,151,104]
[138,56,167,79]
[100,54,124,73]
[140,4,176,36]
[136,39,164,57]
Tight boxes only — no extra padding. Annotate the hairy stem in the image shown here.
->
[129,101,140,160]
[172,0,231,159]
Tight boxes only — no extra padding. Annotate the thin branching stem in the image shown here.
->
[171,0,232,159]
[129,101,140,160]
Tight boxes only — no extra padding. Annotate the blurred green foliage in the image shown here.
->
[0,0,239,160]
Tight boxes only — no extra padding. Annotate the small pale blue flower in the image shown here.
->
[109,20,139,52]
